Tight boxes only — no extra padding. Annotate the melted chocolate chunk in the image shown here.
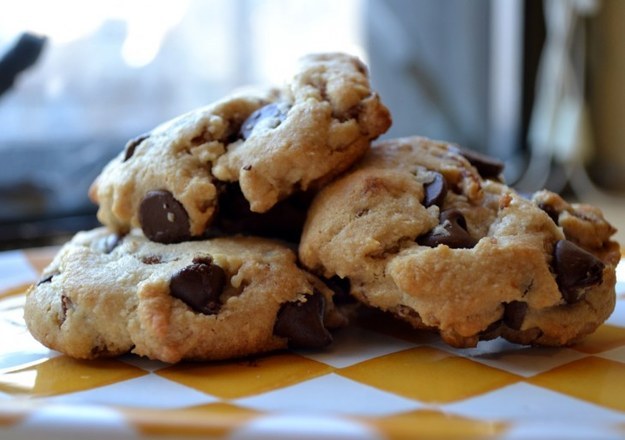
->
[418,209,477,249]
[169,256,226,315]
[553,240,604,303]
[323,275,355,305]
[274,290,332,349]
[450,145,504,179]
[139,190,191,244]
[123,133,149,162]
[538,202,560,225]
[211,183,311,243]
[504,301,528,330]
[423,172,447,208]
[480,319,503,338]
[240,103,290,140]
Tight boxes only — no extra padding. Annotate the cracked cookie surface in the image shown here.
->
[24,228,346,363]
[90,52,391,243]
[299,136,619,348]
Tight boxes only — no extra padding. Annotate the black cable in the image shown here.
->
[0,32,47,97]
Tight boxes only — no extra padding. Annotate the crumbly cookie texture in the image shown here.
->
[299,136,619,348]
[213,53,391,212]
[24,228,346,363]
[89,92,271,243]
[90,52,391,243]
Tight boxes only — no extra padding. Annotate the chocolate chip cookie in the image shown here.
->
[90,52,391,243]
[299,136,620,348]
[24,228,347,362]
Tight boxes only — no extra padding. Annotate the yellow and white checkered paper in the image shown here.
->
[1,247,625,439]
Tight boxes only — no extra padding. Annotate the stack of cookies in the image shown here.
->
[24,53,621,363]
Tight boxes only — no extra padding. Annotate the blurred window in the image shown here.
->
[0,0,364,247]
[2,0,564,250]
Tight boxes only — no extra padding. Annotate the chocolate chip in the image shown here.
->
[480,319,503,338]
[423,172,447,208]
[123,133,149,162]
[142,255,162,265]
[240,103,289,140]
[37,274,53,285]
[553,240,604,303]
[538,203,560,224]
[355,208,369,218]
[211,183,311,243]
[139,190,191,244]
[504,301,528,330]
[169,256,226,315]
[418,209,477,249]
[323,276,354,305]
[274,290,332,349]
[37,270,60,286]
[449,145,504,179]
